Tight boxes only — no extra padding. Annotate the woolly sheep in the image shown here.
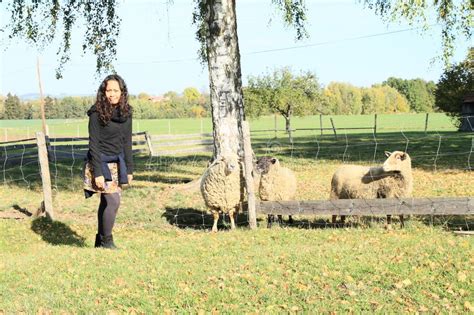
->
[256,156,297,227]
[200,155,242,232]
[330,151,413,228]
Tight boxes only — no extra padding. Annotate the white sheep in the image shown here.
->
[256,156,297,227]
[330,151,413,228]
[200,155,242,232]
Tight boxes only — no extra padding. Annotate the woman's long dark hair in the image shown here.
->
[95,74,131,125]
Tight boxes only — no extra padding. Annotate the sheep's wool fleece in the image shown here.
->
[259,167,297,201]
[330,165,412,199]
[200,161,241,212]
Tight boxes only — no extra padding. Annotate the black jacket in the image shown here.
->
[87,105,133,177]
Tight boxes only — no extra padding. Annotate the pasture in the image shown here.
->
[0,113,473,313]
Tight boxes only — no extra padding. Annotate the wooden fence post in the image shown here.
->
[374,114,378,136]
[274,114,278,139]
[320,114,323,135]
[145,131,154,157]
[330,118,337,140]
[36,132,54,220]
[424,113,429,133]
[242,121,257,230]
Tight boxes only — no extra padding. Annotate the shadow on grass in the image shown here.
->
[271,214,474,231]
[419,215,474,231]
[133,174,194,184]
[13,204,33,217]
[162,206,251,231]
[31,217,86,247]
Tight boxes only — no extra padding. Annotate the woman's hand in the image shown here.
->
[127,174,133,185]
[94,176,105,190]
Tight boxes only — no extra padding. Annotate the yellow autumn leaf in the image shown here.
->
[402,279,412,287]
[464,301,474,312]
[457,272,467,282]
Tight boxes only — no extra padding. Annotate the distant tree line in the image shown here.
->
[0,87,210,120]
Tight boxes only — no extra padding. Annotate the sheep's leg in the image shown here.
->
[340,215,346,224]
[332,215,338,224]
[386,215,392,230]
[288,215,294,225]
[267,214,275,228]
[277,215,283,226]
[212,211,219,233]
[229,209,236,230]
[399,215,405,228]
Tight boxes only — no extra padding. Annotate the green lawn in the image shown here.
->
[1,219,473,313]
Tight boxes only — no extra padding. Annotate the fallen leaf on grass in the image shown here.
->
[457,272,467,282]
[465,301,474,312]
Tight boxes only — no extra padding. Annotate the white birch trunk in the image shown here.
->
[206,0,244,159]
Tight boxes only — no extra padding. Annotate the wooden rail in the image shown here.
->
[150,133,213,156]
[257,197,473,216]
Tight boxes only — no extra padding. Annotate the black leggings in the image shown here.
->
[97,193,121,236]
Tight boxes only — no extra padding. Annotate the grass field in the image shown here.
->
[0,113,473,313]
[0,112,459,140]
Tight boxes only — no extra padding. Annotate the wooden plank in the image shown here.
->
[48,137,89,142]
[243,121,257,229]
[330,118,337,140]
[453,231,474,236]
[132,140,147,146]
[36,132,54,220]
[156,139,214,147]
[150,133,212,141]
[0,137,36,145]
[257,197,474,216]
[145,131,154,156]
[42,131,143,143]
[152,145,213,156]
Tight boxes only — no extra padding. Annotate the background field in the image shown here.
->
[0,113,472,313]
[0,112,459,140]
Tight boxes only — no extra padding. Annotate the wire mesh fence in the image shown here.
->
[0,115,472,230]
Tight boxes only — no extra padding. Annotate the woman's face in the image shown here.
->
[105,80,122,105]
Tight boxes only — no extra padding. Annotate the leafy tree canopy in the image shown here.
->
[383,77,436,112]
[435,50,473,125]
[244,67,322,120]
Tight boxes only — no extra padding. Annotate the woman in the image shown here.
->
[83,74,133,249]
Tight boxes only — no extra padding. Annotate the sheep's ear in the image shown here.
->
[384,151,391,157]
[270,158,277,164]
[400,153,407,161]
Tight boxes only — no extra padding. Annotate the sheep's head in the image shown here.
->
[218,155,240,176]
[383,151,411,173]
[256,156,280,175]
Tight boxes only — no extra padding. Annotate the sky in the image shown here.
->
[0,0,471,98]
